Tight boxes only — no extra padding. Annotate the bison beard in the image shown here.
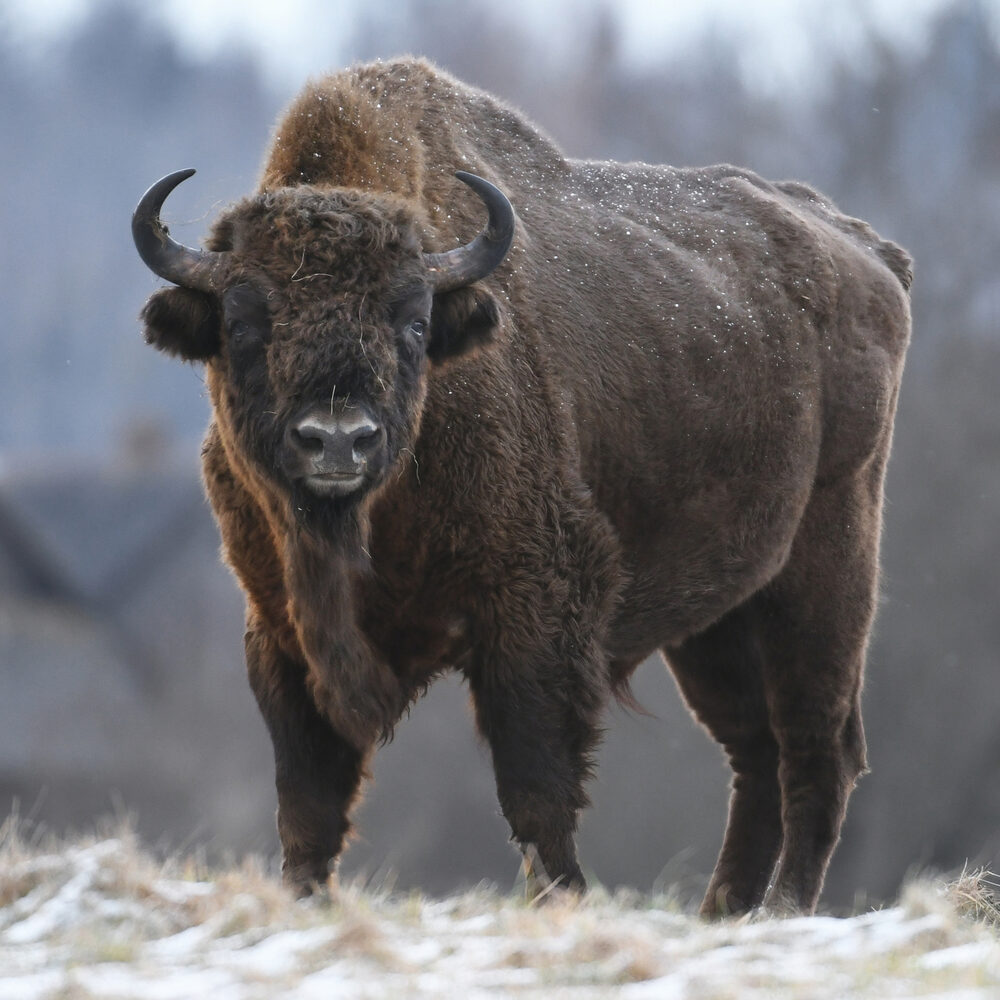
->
[133,58,912,916]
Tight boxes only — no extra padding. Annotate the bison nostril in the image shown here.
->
[290,426,325,456]
[351,426,383,460]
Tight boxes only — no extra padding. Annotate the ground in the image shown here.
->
[1,823,999,999]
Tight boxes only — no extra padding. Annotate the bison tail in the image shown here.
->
[877,240,914,292]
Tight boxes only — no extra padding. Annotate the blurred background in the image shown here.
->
[0,0,998,910]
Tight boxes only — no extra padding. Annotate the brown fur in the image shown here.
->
[138,58,912,914]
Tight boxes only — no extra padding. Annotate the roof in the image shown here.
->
[0,453,207,608]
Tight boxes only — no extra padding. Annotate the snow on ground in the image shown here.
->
[1,830,999,999]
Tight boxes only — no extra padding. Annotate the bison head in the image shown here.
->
[134,169,513,522]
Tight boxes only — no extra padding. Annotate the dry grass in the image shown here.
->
[945,867,1000,927]
[1,819,999,998]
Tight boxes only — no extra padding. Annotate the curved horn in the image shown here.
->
[424,171,515,293]
[132,169,226,292]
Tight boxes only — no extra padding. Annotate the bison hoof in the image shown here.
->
[521,846,587,903]
[283,861,334,902]
[529,878,586,906]
[699,885,758,920]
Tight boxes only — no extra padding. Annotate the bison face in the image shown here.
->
[213,266,430,511]
[134,171,513,518]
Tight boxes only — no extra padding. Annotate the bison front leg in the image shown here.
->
[468,640,607,898]
[245,625,368,897]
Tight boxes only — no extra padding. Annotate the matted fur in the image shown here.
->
[138,58,912,915]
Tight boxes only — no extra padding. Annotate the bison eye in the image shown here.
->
[222,284,269,353]
[229,319,250,341]
[407,318,427,338]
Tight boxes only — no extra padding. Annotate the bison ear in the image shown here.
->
[140,286,221,361]
[427,286,501,363]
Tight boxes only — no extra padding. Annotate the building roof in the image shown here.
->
[0,454,207,608]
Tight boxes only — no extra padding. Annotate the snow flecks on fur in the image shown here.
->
[1,831,999,998]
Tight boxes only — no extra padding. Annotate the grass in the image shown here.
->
[0,818,999,998]
[945,866,1000,927]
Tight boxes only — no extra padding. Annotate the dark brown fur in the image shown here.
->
[139,59,912,915]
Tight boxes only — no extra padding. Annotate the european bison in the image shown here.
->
[132,58,912,916]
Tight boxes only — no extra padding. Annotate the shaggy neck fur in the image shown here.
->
[283,513,405,751]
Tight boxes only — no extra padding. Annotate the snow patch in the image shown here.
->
[1,837,999,999]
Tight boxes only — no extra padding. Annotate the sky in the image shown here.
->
[3,0,986,95]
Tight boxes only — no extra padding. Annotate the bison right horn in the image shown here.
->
[132,168,227,293]
[424,172,515,293]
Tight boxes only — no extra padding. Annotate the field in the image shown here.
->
[1,823,999,999]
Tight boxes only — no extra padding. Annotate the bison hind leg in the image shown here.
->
[750,468,880,916]
[664,602,784,918]
[667,455,884,917]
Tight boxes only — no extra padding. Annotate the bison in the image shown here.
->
[132,58,911,916]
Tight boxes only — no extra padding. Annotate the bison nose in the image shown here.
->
[292,413,381,466]
[285,408,385,497]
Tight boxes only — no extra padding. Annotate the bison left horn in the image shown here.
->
[424,172,515,292]
[132,168,227,292]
